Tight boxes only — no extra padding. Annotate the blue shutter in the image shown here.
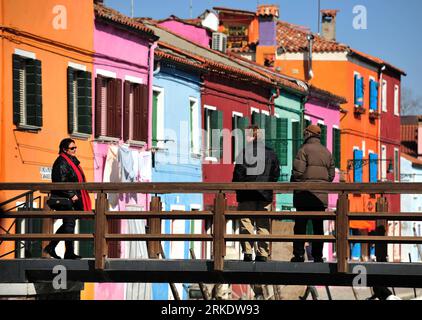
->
[354,75,363,107]
[369,153,378,183]
[354,75,359,106]
[369,80,379,111]
[354,149,363,183]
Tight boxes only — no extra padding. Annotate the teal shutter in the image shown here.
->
[292,121,300,162]
[211,110,223,159]
[67,67,75,133]
[332,128,341,168]
[354,149,363,183]
[233,116,249,161]
[13,54,23,126]
[276,118,288,166]
[26,59,42,127]
[77,71,92,134]
[369,153,378,183]
[319,124,327,147]
[79,220,94,257]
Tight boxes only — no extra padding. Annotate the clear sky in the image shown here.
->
[104,0,422,99]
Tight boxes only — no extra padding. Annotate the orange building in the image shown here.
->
[0,0,94,264]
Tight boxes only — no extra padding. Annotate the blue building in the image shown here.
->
[151,56,203,300]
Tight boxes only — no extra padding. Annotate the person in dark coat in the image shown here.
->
[291,124,335,263]
[43,138,92,259]
[233,125,280,262]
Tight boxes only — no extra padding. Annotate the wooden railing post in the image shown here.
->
[375,196,388,262]
[41,196,53,258]
[213,192,226,271]
[147,196,161,259]
[95,192,108,270]
[336,193,349,273]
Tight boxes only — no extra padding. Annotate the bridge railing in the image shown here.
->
[1,182,422,273]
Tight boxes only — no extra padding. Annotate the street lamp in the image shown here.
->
[347,158,394,174]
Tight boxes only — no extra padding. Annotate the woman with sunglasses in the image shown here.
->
[43,138,92,259]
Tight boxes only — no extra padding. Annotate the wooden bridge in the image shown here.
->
[1,182,422,289]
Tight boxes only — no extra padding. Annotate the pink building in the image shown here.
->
[304,86,345,261]
[91,3,158,300]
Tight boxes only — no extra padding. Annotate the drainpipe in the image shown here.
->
[148,42,158,150]
[307,34,315,81]
[378,65,386,180]
[269,87,280,115]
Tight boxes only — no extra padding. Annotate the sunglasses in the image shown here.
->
[67,146,77,150]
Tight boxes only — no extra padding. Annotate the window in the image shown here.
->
[353,149,363,183]
[95,75,122,139]
[354,73,364,108]
[394,148,399,181]
[67,67,92,135]
[394,85,400,116]
[123,81,148,143]
[318,122,327,147]
[189,98,200,155]
[369,79,379,111]
[204,106,223,159]
[232,113,249,163]
[13,54,42,129]
[381,145,387,181]
[381,79,388,112]
[152,88,165,148]
[332,127,341,169]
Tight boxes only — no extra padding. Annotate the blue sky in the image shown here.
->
[104,0,422,99]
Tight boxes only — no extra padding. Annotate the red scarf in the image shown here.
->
[60,153,92,211]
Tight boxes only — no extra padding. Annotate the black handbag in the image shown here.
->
[47,195,73,210]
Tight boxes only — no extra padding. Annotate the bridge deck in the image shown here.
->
[1,259,422,288]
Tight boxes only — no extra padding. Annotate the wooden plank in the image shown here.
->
[349,236,422,244]
[106,211,213,219]
[147,196,162,259]
[0,234,94,240]
[349,212,422,221]
[106,234,213,241]
[1,211,95,219]
[95,193,108,270]
[213,193,226,271]
[225,211,336,219]
[336,193,349,273]
[1,182,422,194]
[225,235,335,242]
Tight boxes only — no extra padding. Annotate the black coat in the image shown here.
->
[232,141,280,203]
[51,154,83,204]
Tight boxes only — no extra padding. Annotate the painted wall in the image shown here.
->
[258,17,277,46]
[158,20,211,48]
[400,156,422,262]
[202,74,273,210]
[93,18,154,300]
[0,0,94,258]
[273,91,303,211]
[151,63,203,300]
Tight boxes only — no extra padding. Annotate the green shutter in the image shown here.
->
[77,71,92,134]
[252,112,260,126]
[319,124,327,147]
[304,118,311,129]
[25,59,42,127]
[79,220,94,257]
[276,118,288,166]
[67,67,75,133]
[211,110,223,159]
[292,121,300,162]
[333,128,341,168]
[12,54,23,126]
[265,115,277,149]
[152,91,158,148]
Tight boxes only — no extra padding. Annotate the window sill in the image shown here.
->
[126,140,146,148]
[190,152,202,159]
[70,132,91,140]
[15,125,41,132]
[94,136,120,144]
[204,156,219,163]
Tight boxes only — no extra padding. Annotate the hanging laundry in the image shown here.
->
[103,145,120,209]
[139,150,152,182]
[118,144,136,182]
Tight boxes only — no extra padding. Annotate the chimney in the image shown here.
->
[418,116,422,159]
[94,0,104,4]
[320,9,339,41]
[257,4,279,47]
